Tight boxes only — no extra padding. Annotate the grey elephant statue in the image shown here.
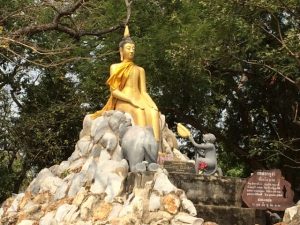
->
[91,110,159,172]
[121,126,159,172]
[91,110,131,153]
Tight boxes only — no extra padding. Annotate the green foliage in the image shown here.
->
[0,154,21,202]
[19,71,85,168]
[0,70,84,200]
[128,0,300,179]
[226,167,246,178]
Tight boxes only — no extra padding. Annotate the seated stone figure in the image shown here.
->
[191,133,218,175]
[91,26,161,144]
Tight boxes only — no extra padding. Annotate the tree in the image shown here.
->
[0,0,132,201]
[144,0,300,178]
[120,0,300,180]
[0,89,21,201]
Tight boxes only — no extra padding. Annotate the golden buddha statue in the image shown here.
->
[91,26,161,142]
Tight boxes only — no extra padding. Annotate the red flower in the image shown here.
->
[198,162,208,170]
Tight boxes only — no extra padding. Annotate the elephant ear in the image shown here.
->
[177,123,191,138]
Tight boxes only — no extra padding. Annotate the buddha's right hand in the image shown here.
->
[148,102,158,111]
[131,99,145,109]
[142,93,158,110]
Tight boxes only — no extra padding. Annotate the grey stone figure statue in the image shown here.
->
[190,133,216,175]
[177,123,222,175]
[190,133,222,176]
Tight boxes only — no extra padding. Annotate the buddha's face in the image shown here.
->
[120,43,135,61]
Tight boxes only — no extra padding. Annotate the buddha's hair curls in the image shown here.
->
[119,37,135,48]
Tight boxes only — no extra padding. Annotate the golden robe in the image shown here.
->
[91,61,134,119]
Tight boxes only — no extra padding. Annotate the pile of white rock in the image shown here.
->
[282,201,300,225]
[0,111,203,225]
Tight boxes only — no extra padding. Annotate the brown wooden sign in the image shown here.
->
[163,161,195,174]
[242,169,294,211]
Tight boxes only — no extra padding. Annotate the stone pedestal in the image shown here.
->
[168,173,245,207]
[167,172,266,225]
[125,171,267,225]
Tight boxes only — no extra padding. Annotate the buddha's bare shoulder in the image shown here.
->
[136,65,145,73]
[110,63,122,73]
[110,63,144,73]
[110,63,121,69]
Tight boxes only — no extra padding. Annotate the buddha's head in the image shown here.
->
[119,25,135,61]
[119,37,135,61]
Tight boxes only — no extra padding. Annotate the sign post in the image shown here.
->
[242,169,294,211]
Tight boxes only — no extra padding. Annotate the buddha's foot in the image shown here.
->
[135,162,147,172]
[148,163,159,172]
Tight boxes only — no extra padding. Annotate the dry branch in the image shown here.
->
[124,0,133,25]
[0,0,133,70]
[11,0,132,39]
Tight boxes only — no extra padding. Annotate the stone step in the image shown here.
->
[195,204,266,225]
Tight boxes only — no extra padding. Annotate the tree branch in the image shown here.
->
[124,0,133,25]
[240,59,296,85]
[3,47,116,68]
[1,37,70,55]
[0,6,36,24]
[277,0,300,20]
[10,90,22,109]
[11,0,126,39]
[53,0,87,24]
[293,101,299,122]
[258,23,300,66]
[56,24,122,39]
